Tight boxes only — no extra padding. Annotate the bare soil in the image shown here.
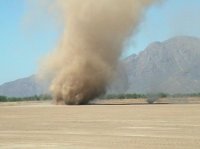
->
[0,101,200,149]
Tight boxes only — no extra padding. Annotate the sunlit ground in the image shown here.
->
[0,99,200,149]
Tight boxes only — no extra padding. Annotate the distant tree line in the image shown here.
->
[171,93,200,98]
[0,94,52,102]
[1,93,200,103]
[101,92,200,99]
[100,93,200,104]
[100,93,169,100]
[100,93,147,99]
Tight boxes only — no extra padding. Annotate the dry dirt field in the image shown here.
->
[0,101,200,149]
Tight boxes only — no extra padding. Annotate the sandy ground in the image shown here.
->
[0,102,200,149]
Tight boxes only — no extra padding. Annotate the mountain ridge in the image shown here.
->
[1,36,200,97]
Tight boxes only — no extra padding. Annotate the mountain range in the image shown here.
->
[1,36,200,97]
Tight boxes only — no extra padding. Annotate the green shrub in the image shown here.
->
[0,96,7,102]
[158,93,168,98]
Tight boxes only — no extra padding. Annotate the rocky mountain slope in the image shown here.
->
[124,36,200,94]
[0,75,47,97]
[1,36,200,97]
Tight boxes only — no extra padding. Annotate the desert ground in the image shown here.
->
[0,100,200,149]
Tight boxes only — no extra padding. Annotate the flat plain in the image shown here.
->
[0,101,200,149]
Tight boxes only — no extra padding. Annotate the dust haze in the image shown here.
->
[37,0,159,105]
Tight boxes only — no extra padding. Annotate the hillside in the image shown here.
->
[0,75,47,97]
[1,36,200,97]
[124,36,200,94]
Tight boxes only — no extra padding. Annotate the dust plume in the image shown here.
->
[39,0,159,105]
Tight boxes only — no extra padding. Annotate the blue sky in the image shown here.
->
[0,0,200,84]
